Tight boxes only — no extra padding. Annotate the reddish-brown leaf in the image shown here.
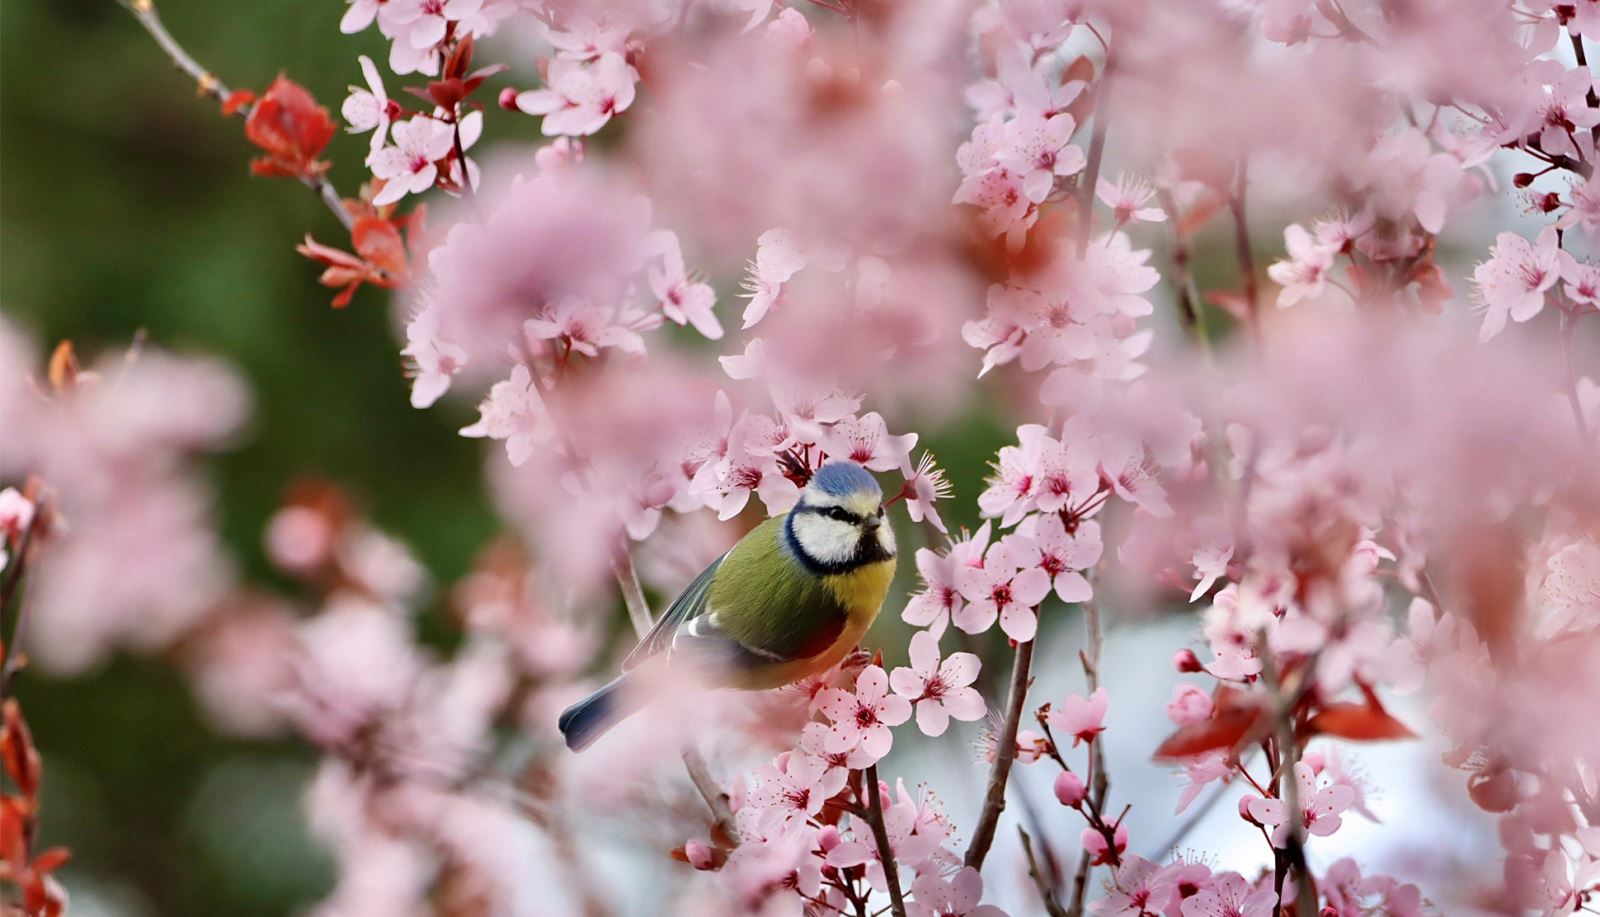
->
[351,216,408,277]
[244,75,336,180]
[31,847,70,874]
[1308,702,1416,741]
[1153,705,1262,760]
[220,88,256,116]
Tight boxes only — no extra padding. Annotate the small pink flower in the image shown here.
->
[889,630,986,737]
[1180,871,1276,917]
[954,536,1052,641]
[401,304,467,409]
[903,547,965,636]
[647,232,722,340]
[740,228,807,329]
[1165,684,1213,727]
[899,452,953,535]
[515,52,637,137]
[1097,173,1167,225]
[1086,855,1176,917]
[748,752,834,832]
[820,413,917,472]
[1047,686,1108,746]
[458,364,550,467]
[996,111,1086,202]
[1243,761,1355,847]
[817,665,912,761]
[368,115,454,205]
[1022,514,1100,603]
[1267,223,1338,308]
[908,867,1006,917]
[340,55,392,153]
[977,424,1049,526]
[1472,227,1572,342]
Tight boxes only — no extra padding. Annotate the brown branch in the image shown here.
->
[864,765,909,917]
[964,638,1035,869]
[1064,594,1114,917]
[117,0,355,232]
[1156,187,1214,361]
[1,501,46,698]
[1259,650,1318,917]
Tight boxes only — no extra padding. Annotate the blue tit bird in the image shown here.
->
[559,460,898,752]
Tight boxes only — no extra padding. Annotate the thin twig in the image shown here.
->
[1020,826,1070,917]
[0,509,44,698]
[1074,46,1116,257]
[1156,187,1214,362]
[964,639,1035,869]
[1228,156,1263,349]
[117,0,355,232]
[864,765,909,917]
[611,548,656,640]
[1064,594,1115,917]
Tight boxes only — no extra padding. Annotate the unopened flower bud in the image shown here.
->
[684,839,716,870]
[817,825,842,853]
[498,87,521,111]
[1321,908,1339,917]
[1174,648,1203,673]
[1512,172,1536,188]
[1055,770,1087,807]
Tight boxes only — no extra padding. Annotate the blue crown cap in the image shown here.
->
[811,461,881,498]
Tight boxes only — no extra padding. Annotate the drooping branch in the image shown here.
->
[116,0,355,231]
[1228,155,1263,348]
[964,637,1035,868]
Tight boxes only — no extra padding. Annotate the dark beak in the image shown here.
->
[863,515,882,533]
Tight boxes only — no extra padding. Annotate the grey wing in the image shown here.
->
[620,550,728,671]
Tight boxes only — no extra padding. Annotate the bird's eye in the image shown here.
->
[825,507,856,523]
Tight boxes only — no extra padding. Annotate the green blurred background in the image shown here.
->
[1,1,510,912]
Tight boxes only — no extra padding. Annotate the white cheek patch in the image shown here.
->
[875,520,897,556]
[792,512,861,566]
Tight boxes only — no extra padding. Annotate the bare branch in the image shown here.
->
[864,765,909,917]
[964,638,1035,869]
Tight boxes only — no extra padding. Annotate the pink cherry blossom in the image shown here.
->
[1267,223,1338,308]
[903,546,966,636]
[977,424,1049,526]
[647,231,722,340]
[458,364,551,467]
[748,752,834,833]
[819,413,917,472]
[515,52,637,137]
[1097,173,1167,225]
[740,228,807,328]
[908,867,1006,917]
[1054,770,1087,806]
[1021,514,1100,603]
[1179,871,1276,917]
[1047,686,1108,746]
[368,116,454,205]
[889,630,986,737]
[401,303,467,409]
[954,535,1052,641]
[995,111,1086,202]
[1087,856,1177,917]
[1472,227,1572,342]
[817,665,912,761]
[340,55,392,153]
[899,452,954,535]
[1244,761,1355,847]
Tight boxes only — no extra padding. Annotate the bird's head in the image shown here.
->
[788,461,896,570]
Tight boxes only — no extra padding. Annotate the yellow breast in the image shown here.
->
[728,557,896,691]
[823,558,897,621]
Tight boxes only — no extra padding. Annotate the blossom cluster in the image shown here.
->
[9,0,1600,914]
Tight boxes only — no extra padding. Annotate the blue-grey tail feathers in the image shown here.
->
[558,673,644,752]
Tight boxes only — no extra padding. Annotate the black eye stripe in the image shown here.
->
[817,505,862,524]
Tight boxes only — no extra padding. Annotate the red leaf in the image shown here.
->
[31,847,70,874]
[244,75,336,181]
[1307,686,1416,742]
[352,216,408,277]
[1153,706,1262,759]
[220,89,255,116]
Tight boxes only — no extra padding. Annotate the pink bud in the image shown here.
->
[817,825,842,853]
[1173,648,1203,673]
[498,87,521,111]
[1080,823,1128,866]
[1321,909,1339,917]
[1054,770,1087,807]
[684,839,716,870]
[1239,796,1260,824]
